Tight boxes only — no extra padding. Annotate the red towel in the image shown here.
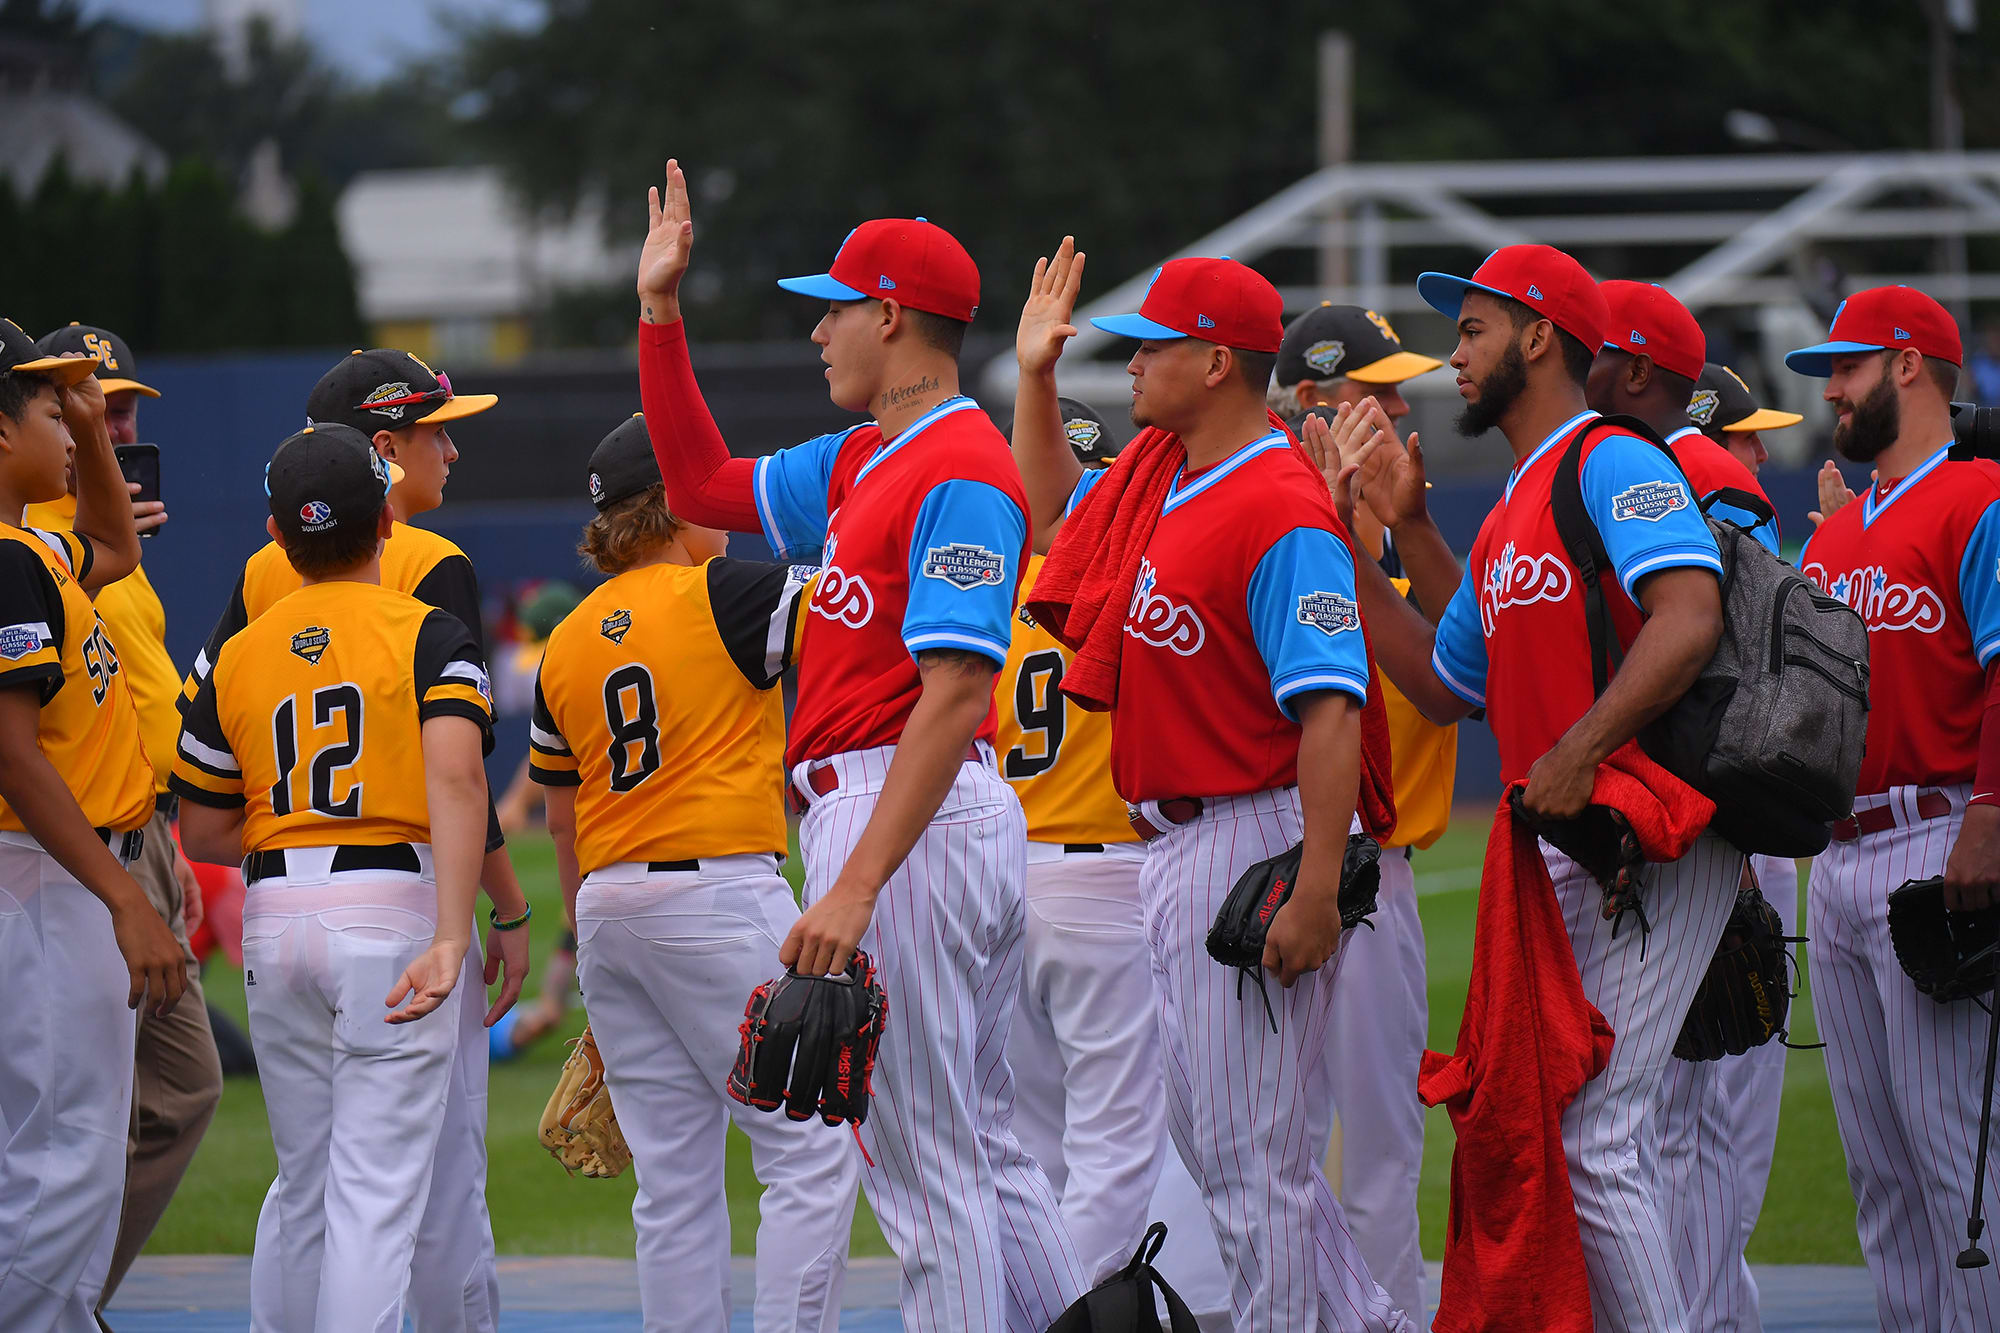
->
[1418,742,1713,1333]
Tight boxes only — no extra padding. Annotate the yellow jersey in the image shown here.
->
[530,557,811,874]
[171,581,493,853]
[1381,577,1457,850]
[0,523,155,834]
[994,555,1135,846]
[25,495,179,790]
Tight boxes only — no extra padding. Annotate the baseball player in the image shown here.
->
[1275,304,1459,1319]
[1584,280,1791,1330]
[20,322,224,1312]
[181,350,525,1333]
[0,322,184,1332]
[174,424,496,1333]
[1788,285,2000,1331]
[635,163,1085,1332]
[1014,241,1411,1330]
[1690,361,1803,478]
[529,415,858,1332]
[1336,245,1743,1331]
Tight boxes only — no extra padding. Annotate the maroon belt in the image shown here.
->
[1831,789,1953,843]
[1128,797,1205,841]
[789,743,984,811]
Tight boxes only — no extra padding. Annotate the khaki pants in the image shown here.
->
[100,806,223,1307]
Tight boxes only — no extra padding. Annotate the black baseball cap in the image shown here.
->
[1058,397,1119,468]
[1274,303,1442,388]
[1690,362,1803,436]
[306,349,497,436]
[0,317,99,387]
[266,424,400,542]
[35,323,158,397]
[586,414,663,512]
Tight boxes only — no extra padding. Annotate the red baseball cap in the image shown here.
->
[1784,285,1962,377]
[1596,280,1706,381]
[777,218,979,322]
[1089,257,1284,354]
[1417,244,1610,352]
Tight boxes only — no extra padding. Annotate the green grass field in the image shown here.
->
[146,817,1860,1264]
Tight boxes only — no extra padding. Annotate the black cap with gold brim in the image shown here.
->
[306,348,498,436]
[1275,303,1443,388]
[35,323,160,397]
[587,414,662,512]
[1691,362,1803,436]
[1,318,100,387]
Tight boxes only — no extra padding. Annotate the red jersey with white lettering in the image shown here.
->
[1799,449,2000,795]
[1432,412,1724,783]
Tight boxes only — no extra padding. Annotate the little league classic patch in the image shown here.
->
[922,543,1005,590]
[1295,590,1360,635]
[0,621,51,660]
[1611,479,1690,523]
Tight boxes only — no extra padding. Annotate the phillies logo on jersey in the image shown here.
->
[1124,558,1205,655]
[1480,541,1573,635]
[1803,561,1947,634]
[1611,479,1690,523]
[810,533,874,629]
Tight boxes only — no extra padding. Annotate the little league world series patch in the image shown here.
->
[922,543,1005,590]
[1611,479,1691,523]
[289,626,331,665]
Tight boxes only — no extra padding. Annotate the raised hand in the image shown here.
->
[1332,398,1430,530]
[1807,459,1858,528]
[1017,236,1087,378]
[637,158,695,321]
[1298,413,1363,531]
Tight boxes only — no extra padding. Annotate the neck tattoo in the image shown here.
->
[879,376,942,415]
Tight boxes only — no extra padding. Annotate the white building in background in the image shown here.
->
[337,166,630,367]
[203,0,304,76]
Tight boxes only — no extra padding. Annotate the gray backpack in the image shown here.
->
[1552,416,1870,857]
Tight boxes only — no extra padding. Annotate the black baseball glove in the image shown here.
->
[1508,789,1650,944]
[1206,833,1384,1031]
[728,949,889,1126]
[1673,883,1798,1061]
[1888,876,2000,1005]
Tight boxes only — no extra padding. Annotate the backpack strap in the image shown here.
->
[1700,485,1778,527]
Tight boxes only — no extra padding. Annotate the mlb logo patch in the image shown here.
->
[1611,479,1690,523]
[289,626,331,665]
[1304,339,1346,375]
[299,500,335,532]
[0,621,50,661]
[922,543,1005,590]
[1687,388,1721,426]
[1295,590,1360,636]
[599,608,633,645]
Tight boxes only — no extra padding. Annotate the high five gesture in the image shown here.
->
[638,159,695,324]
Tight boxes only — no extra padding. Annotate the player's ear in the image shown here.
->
[265,516,285,549]
[1893,348,1923,389]
[376,505,395,540]
[373,430,398,461]
[877,297,902,343]
[1206,344,1232,389]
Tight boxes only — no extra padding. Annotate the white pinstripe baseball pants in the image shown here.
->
[1142,787,1412,1333]
[1808,785,2000,1332]
[795,744,1085,1333]
[1545,831,1740,1333]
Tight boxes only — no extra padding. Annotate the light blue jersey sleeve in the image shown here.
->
[1246,528,1370,720]
[1702,495,1781,556]
[1581,433,1724,598]
[751,426,864,562]
[903,480,1028,666]
[1958,498,2000,667]
[1063,467,1107,517]
[1431,578,1488,708]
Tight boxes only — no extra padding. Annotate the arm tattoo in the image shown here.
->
[916,647,998,680]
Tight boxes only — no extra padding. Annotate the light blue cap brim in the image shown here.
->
[776,272,868,302]
[1416,272,1516,321]
[1783,340,1886,377]
[1089,312,1188,341]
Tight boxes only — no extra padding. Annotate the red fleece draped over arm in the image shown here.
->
[637,318,761,533]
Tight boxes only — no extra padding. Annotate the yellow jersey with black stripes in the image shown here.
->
[181,521,481,711]
[1381,576,1457,850]
[171,581,493,853]
[994,554,1135,846]
[0,523,154,834]
[530,557,811,875]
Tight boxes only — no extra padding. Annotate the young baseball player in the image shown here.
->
[180,351,524,1333]
[530,415,858,1332]
[0,321,185,1332]
[1789,285,2000,1331]
[173,423,495,1333]
[22,322,224,1312]
[1013,241,1410,1331]
[635,162,1084,1333]
[1335,245,1742,1331]
[1690,361,1803,479]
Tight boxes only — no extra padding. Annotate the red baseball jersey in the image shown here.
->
[753,398,1030,767]
[1433,411,1723,783]
[1666,426,1780,550]
[1068,432,1371,803]
[1799,448,2000,795]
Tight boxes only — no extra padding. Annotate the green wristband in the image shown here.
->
[489,903,532,932]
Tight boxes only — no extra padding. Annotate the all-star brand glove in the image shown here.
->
[728,948,889,1127]
[539,1023,631,1178]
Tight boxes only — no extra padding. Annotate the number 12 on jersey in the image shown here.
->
[270,684,363,818]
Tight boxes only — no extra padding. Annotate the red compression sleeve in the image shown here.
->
[1972,658,2000,808]
[637,318,761,533]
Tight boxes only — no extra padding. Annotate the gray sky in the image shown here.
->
[79,0,540,83]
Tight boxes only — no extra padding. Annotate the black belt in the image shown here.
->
[648,859,699,872]
[1063,843,1105,854]
[95,826,145,862]
[245,843,422,885]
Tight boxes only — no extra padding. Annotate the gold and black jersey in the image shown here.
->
[0,523,155,834]
[181,521,481,711]
[171,582,493,854]
[530,557,812,875]
[994,554,1135,846]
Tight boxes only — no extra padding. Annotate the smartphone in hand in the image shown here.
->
[115,443,161,537]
